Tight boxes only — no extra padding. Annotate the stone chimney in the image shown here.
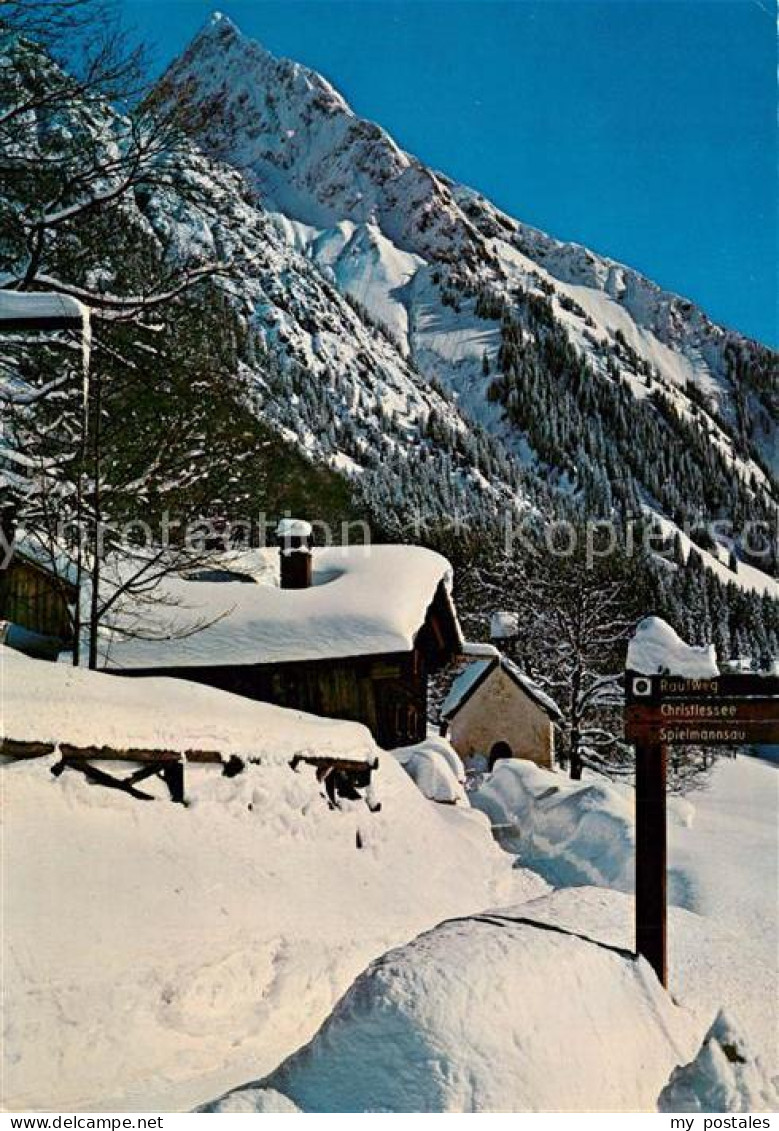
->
[490,609,519,660]
[490,609,519,643]
[277,518,313,589]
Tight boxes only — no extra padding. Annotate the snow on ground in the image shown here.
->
[649,514,779,599]
[206,895,699,1113]
[204,753,777,1113]
[627,615,719,677]
[1,657,545,1112]
[472,754,778,1073]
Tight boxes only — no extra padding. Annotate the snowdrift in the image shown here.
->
[471,760,635,890]
[470,758,777,1074]
[87,544,459,670]
[391,736,468,804]
[1,646,376,765]
[658,1011,778,1113]
[208,901,697,1112]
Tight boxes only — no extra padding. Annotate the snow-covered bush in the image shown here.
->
[658,1011,778,1113]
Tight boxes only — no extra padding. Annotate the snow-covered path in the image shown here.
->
[474,753,778,1074]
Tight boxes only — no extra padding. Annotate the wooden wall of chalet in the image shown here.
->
[120,649,428,749]
[0,558,73,641]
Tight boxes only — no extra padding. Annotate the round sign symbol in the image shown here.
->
[633,677,652,697]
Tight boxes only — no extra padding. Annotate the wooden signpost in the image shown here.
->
[624,670,779,988]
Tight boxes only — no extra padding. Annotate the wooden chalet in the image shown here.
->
[104,527,463,750]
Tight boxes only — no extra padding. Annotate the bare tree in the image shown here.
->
[444,526,643,780]
[0,3,243,666]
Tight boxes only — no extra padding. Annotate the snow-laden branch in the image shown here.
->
[577,673,624,710]
[0,374,71,405]
[8,268,231,317]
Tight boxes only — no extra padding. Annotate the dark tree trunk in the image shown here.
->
[569,731,583,780]
[88,370,102,670]
[569,663,583,779]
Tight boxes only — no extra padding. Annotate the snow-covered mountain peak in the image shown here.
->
[190,10,246,49]
[152,22,778,551]
[156,20,484,262]
[181,10,268,71]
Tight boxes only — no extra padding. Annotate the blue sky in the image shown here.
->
[120,0,776,346]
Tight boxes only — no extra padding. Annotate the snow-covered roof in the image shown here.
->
[440,659,492,718]
[391,737,467,805]
[94,544,460,670]
[463,640,499,658]
[0,290,88,330]
[12,533,80,589]
[441,652,562,721]
[2,646,377,764]
[627,616,719,678]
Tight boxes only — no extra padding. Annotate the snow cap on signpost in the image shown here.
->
[626,616,719,678]
[276,518,313,590]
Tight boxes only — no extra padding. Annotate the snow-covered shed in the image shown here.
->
[0,539,77,659]
[440,646,562,770]
[101,539,462,750]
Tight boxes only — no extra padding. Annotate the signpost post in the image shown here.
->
[624,670,779,988]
